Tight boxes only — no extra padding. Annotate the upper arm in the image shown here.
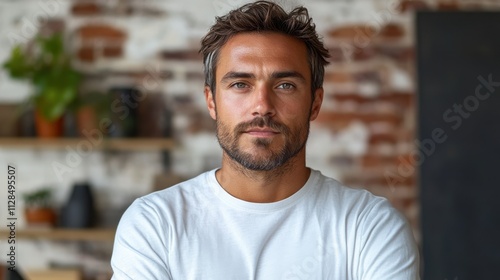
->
[358,199,420,280]
[111,198,172,280]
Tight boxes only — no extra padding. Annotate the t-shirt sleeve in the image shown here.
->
[358,198,420,280]
[111,198,172,280]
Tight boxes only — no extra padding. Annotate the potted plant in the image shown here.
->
[2,33,81,138]
[22,188,57,227]
[74,91,112,137]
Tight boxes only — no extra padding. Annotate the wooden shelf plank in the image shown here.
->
[24,269,82,280]
[0,228,116,241]
[0,137,175,151]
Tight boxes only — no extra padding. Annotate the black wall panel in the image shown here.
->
[417,11,500,280]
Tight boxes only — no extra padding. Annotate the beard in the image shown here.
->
[216,115,310,171]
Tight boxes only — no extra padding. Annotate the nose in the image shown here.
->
[252,85,276,117]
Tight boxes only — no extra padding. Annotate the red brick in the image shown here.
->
[343,171,416,188]
[328,94,365,103]
[328,92,414,108]
[78,24,126,41]
[329,44,375,62]
[103,46,123,58]
[397,0,430,12]
[379,23,405,39]
[369,132,399,145]
[352,46,376,61]
[438,1,460,10]
[315,120,352,131]
[76,45,123,62]
[379,92,414,108]
[325,71,353,83]
[77,46,94,62]
[362,154,399,168]
[72,2,102,16]
[316,111,403,127]
[328,25,377,40]
[397,130,415,143]
[376,46,415,61]
[369,127,413,145]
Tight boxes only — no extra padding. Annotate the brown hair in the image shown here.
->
[200,0,330,94]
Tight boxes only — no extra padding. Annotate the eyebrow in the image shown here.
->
[220,72,255,83]
[220,71,306,83]
[271,71,306,81]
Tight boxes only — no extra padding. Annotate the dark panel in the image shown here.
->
[417,11,500,280]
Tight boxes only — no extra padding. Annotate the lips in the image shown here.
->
[235,116,287,136]
[244,127,279,137]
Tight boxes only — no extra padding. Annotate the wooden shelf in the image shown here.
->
[0,228,115,241]
[0,137,175,151]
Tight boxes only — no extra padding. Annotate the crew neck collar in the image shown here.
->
[206,168,319,213]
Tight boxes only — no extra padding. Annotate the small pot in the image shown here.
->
[35,109,64,138]
[76,105,98,137]
[25,207,56,226]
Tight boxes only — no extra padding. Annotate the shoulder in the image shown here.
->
[311,169,392,216]
[310,169,411,239]
[118,170,214,228]
[140,171,213,208]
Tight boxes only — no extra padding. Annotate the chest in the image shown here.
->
[166,208,359,279]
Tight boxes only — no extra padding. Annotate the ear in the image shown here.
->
[309,87,323,121]
[205,86,217,120]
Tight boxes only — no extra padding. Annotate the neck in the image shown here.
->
[215,150,311,203]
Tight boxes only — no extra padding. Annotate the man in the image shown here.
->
[111,1,420,279]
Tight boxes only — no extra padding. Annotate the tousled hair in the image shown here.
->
[200,1,330,95]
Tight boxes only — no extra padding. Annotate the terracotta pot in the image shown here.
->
[35,109,64,138]
[25,207,57,226]
[76,106,98,137]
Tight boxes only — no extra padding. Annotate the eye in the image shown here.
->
[277,83,294,90]
[231,82,248,89]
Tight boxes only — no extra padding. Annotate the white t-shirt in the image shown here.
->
[111,169,419,279]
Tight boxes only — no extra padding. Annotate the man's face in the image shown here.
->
[205,32,323,171]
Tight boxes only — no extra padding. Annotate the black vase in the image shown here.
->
[108,87,140,137]
[60,182,96,228]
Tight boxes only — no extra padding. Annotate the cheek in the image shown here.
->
[278,98,311,120]
[218,95,250,119]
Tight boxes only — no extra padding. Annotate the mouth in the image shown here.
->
[243,127,280,137]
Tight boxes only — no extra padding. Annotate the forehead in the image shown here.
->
[216,32,310,80]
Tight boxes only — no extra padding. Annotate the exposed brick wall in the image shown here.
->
[63,0,500,242]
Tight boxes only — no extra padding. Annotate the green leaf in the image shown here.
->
[2,46,33,79]
[37,33,64,62]
[3,32,81,122]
